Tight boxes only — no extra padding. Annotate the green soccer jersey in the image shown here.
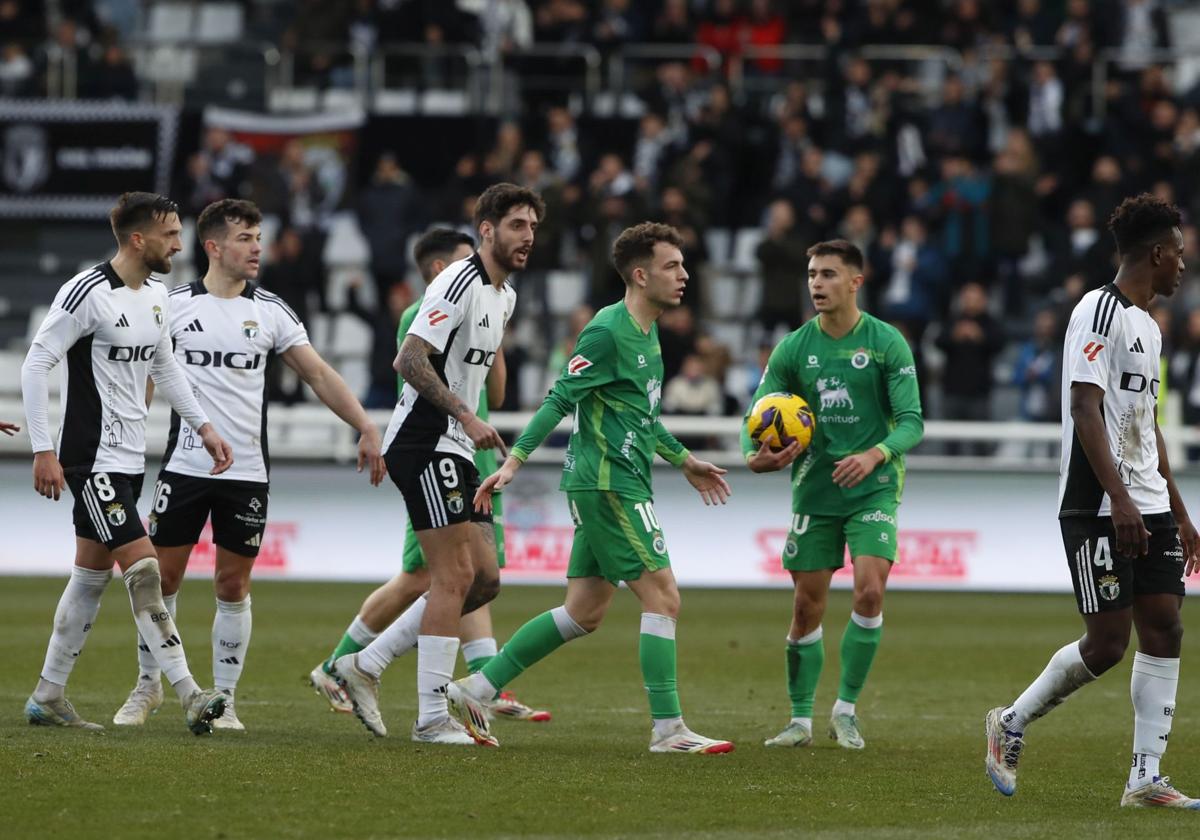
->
[511,301,690,500]
[398,298,496,474]
[740,312,924,515]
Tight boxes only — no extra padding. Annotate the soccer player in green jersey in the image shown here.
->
[443,222,735,753]
[743,239,923,751]
[309,228,548,740]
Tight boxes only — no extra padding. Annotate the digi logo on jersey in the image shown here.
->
[183,349,264,370]
[1119,371,1160,396]
[108,344,156,362]
[462,348,497,367]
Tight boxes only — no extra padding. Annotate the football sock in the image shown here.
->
[327,615,378,669]
[481,606,589,691]
[640,613,681,719]
[35,565,112,698]
[136,591,177,682]
[212,596,251,693]
[1128,652,1178,789]
[461,637,498,674]
[357,596,425,678]
[416,635,458,727]
[652,716,684,739]
[1003,640,1096,732]
[786,626,824,719]
[838,612,882,705]
[122,558,199,700]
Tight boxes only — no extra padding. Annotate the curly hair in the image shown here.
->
[611,222,684,284]
[472,182,545,229]
[1108,193,1182,258]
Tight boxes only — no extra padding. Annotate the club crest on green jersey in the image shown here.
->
[851,349,870,369]
[646,376,661,412]
[817,376,853,410]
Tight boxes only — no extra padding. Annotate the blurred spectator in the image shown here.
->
[357,153,425,305]
[989,147,1037,308]
[1049,199,1113,295]
[651,0,694,44]
[920,154,991,279]
[658,304,698,385]
[632,111,675,195]
[82,40,136,100]
[742,0,787,76]
[1008,0,1057,49]
[877,215,947,343]
[194,127,254,204]
[0,1,46,45]
[936,282,1004,453]
[0,42,33,96]
[281,0,350,89]
[756,198,811,332]
[534,0,589,43]
[926,75,985,162]
[345,276,414,409]
[544,106,583,184]
[1170,309,1200,461]
[657,186,707,292]
[663,353,723,448]
[1013,308,1063,425]
[592,0,643,55]
[260,227,327,403]
[545,304,595,388]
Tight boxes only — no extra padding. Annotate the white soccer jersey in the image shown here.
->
[382,253,515,460]
[161,281,309,482]
[1058,283,1169,517]
[31,262,175,474]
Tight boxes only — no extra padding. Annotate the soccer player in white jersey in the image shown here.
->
[986,194,1200,808]
[20,192,234,735]
[109,199,386,732]
[331,183,543,745]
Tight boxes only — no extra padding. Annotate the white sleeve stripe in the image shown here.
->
[255,291,301,324]
[445,266,480,305]
[62,272,105,313]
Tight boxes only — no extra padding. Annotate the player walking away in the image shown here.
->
[19,192,234,734]
[331,185,543,745]
[111,199,386,732]
[744,239,923,751]
[986,194,1200,809]
[310,228,548,740]
[450,222,735,754]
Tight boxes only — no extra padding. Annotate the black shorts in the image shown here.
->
[385,449,491,532]
[1061,513,1185,614]
[148,470,269,558]
[66,471,146,550]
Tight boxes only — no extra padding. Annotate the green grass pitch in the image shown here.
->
[2,577,1198,838]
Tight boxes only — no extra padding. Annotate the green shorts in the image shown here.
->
[566,491,671,584]
[402,493,505,572]
[782,499,899,571]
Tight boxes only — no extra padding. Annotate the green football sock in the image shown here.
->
[324,632,367,672]
[838,614,883,704]
[466,654,495,674]
[786,632,825,718]
[640,613,682,719]
[481,610,569,690]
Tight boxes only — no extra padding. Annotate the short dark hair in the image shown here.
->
[473,182,545,229]
[611,222,684,284]
[413,228,475,282]
[806,239,865,272]
[109,192,179,243]
[1108,193,1182,258]
[196,199,262,244]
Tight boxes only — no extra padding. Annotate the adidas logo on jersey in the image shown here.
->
[115,314,130,327]
[1129,338,1144,353]
[184,319,204,333]
[244,533,262,547]
[478,314,490,327]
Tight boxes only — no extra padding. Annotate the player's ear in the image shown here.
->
[479,220,493,243]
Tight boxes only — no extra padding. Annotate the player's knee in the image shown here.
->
[853,583,884,616]
[158,564,184,596]
[657,590,681,620]
[1083,634,1129,674]
[570,605,606,633]
[214,572,250,602]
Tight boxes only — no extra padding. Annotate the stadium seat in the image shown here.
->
[306,312,332,355]
[135,45,199,86]
[268,88,320,112]
[322,213,371,266]
[328,313,373,360]
[26,306,50,346]
[373,90,418,114]
[731,228,765,274]
[325,267,375,311]
[704,228,732,267]
[146,2,196,42]
[195,3,244,44]
[178,217,195,264]
[0,350,24,397]
[545,270,587,316]
[706,272,740,317]
[259,214,281,255]
[322,89,363,113]
[420,91,469,115]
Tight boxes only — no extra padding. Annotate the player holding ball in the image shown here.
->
[743,239,924,751]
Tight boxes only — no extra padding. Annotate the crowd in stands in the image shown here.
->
[9,1,1200,437]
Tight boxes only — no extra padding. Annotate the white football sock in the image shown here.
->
[1002,640,1096,732]
[461,671,499,700]
[461,637,498,667]
[832,699,856,718]
[1128,652,1178,789]
[347,615,379,647]
[652,716,684,738]
[790,716,814,730]
[416,634,459,727]
[122,558,199,701]
[137,591,177,681]
[212,596,252,694]
[357,596,426,678]
[35,566,112,698]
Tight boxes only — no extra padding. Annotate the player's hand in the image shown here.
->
[197,423,234,475]
[1178,515,1200,576]
[0,420,20,436]
[356,426,386,486]
[831,448,886,489]
[681,455,731,505]
[1110,495,1150,558]
[460,413,507,458]
[32,450,66,500]
[746,440,802,473]
[473,456,522,514]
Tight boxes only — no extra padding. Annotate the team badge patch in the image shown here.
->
[446,490,464,515]
[152,305,163,327]
[242,320,259,340]
[567,354,592,375]
[249,497,262,513]
[1082,341,1103,361]
[428,309,449,327]
[106,503,127,527]
[652,533,667,555]
[1098,574,1120,601]
[784,538,798,558]
[851,349,870,369]
[148,514,157,536]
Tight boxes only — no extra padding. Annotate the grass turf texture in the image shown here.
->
[1,578,1197,839]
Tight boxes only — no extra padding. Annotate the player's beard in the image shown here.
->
[491,239,526,274]
[144,252,172,274]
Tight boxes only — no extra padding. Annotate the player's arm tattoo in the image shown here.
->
[474,520,496,549]
[397,334,471,419]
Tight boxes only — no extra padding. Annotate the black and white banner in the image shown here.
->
[0,99,178,218]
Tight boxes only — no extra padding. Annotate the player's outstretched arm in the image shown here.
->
[397,333,506,454]
[1155,420,1199,575]
[679,454,731,505]
[474,455,524,514]
[0,420,19,436]
[282,344,386,485]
